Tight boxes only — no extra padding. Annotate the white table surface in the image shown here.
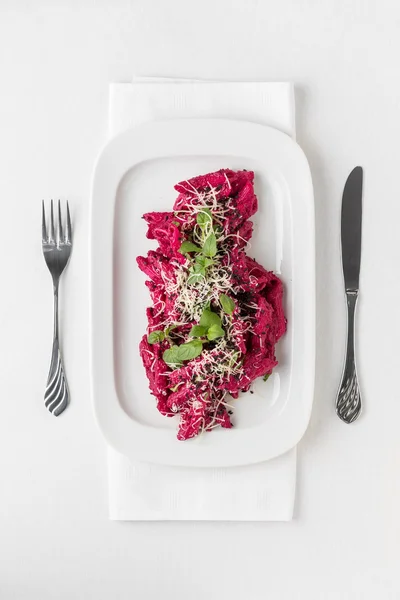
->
[1,1,399,598]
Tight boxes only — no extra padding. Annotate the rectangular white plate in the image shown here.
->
[90,119,315,467]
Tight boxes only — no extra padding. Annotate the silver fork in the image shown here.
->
[42,200,72,416]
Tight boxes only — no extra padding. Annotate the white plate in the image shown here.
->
[90,119,314,467]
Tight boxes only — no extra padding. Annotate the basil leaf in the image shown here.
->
[192,262,206,275]
[179,241,202,254]
[207,324,225,341]
[148,330,165,344]
[199,308,221,329]
[202,233,217,257]
[263,373,271,382]
[219,293,235,315]
[175,340,203,362]
[196,207,212,226]
[187,273,204,286]
[196,255,214,269]
[163,346,183,367]
[195,255,206,268]
[190,325,207,338]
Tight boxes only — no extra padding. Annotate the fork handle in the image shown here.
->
[44,284,69,416]
[336,290,362,423]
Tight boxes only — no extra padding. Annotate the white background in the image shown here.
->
[0,1,399,598]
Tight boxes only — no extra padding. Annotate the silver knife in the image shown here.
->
[336,166,363,423]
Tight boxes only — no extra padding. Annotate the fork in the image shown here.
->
[42,200,72,416]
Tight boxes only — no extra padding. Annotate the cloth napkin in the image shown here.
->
[107,79,297,521]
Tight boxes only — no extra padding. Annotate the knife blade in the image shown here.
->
[341,166,363,290]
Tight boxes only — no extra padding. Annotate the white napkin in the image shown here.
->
[108,80,297,521]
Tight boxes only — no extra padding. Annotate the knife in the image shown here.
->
[335,166,363,423]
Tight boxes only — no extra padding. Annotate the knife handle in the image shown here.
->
[336,290,362,423]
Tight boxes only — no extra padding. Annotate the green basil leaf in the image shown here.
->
[148,330,165,344]
[196,255,214,269]
[199,308,221,329]
[219,293,235,315]
[175,340,203,362]
[179,241,202,254]
[263,373,271,382]
[163,346,183,367]
[187,273,204,286]
[190,325,207,338]
[196,207,212,226]
[202,233,217,257]
[207,324,225,341]
[195,255,206,268]
[192,262,206,275]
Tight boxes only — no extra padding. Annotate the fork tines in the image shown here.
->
[42,200,72,245]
